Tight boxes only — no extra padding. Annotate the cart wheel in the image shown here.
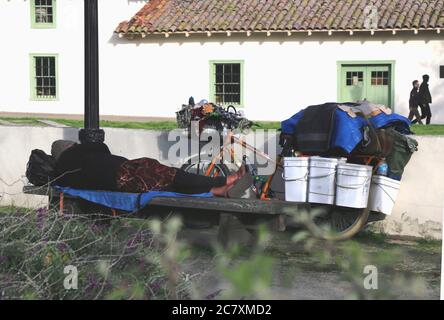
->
[181,161,230,178]
[307,204,370,241]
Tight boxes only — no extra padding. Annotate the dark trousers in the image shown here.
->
[169,170,227,194]
[409,107,423,124]
[420,103,432,125]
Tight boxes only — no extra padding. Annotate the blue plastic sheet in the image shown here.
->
[330,109,368,153]
[54,186,213,213]
[281,106,412,153]
[369,112,412,134]
[281,110,304,135]
[281,109,366,153]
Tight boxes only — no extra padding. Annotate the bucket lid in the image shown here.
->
[310,156,339,163]
[284,159,309,168]
[284,157,309,161]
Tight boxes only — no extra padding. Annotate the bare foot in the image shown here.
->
[225,165,247,186]
[226,174,240,186]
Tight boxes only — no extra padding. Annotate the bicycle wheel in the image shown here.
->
[181,160,231,178]
[306,204,370,241]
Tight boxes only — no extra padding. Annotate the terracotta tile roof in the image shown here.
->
[115,0,444,35]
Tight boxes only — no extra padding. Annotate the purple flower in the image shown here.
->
[36,207,48,230]
[56,242,68,252]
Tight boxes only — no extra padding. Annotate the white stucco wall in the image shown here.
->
[0,125,442,239]
[0,0,443,122]
[102,33,444,122]
[0,0,84,115]
[0,0,145,115]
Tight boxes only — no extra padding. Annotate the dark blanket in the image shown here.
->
[54,143,128,191]
[293,103,338,153]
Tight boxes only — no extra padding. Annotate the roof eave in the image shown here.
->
[115,27,443,37]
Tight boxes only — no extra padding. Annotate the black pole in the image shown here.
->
[79,0,104,144]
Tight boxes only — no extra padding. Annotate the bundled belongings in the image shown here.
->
[26,149,56,186]
[280,101,418,215]
[384,128,418,180]
[176,97,253,133]
[289,103,337,153]
[281,102,415,168]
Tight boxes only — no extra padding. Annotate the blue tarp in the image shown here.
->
[281,105,412,154]
[331,109,368,153]
[281,108,367,153]
[54,186,213,213]
[369,112,412,134]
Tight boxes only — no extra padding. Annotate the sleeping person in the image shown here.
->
[51,140,246,197]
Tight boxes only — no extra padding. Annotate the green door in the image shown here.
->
[341,66,366,103]
[365,66,390,106]
[340,65,391,107]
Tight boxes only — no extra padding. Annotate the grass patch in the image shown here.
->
[54,119,180,130]
[1,116,444,135]
[410,124,444,136]
[354,231,389,245]
[0,117,43,126]
[415,238,442,253]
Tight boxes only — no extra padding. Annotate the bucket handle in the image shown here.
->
[374,183,397,203]
[309,191,335,197]
[336,176,371,190]
[308,171,337,179]
[282,172,308,182]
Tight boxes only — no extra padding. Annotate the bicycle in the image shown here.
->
[179,107,384,240]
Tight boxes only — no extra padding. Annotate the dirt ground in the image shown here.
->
[179,228,442,300]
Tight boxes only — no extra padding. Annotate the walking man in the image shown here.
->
[408,80,423,125]
[419,74,432,125]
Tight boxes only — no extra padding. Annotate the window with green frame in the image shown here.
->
[30,54,58,101]
[210,61,244,106]
[31,0,56,28]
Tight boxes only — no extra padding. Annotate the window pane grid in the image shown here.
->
[371,71,389,86]
[214,63,241,104]
[35,0,54,24]
[34,56,56,99]
[346,71,363,86]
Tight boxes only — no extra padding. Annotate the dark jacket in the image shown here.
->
[409,88,420,109]
[418,82,432,104]
[54,143,128,190]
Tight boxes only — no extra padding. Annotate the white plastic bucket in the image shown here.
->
[308,157,338,205]
[335,163,373,208]
[368,176,401,215]
[283,157,309,202]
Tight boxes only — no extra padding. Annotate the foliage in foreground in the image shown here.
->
[0,206,434,300]
[0,208,192,300]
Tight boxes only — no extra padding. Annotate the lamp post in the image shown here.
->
[79,0,105,144]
